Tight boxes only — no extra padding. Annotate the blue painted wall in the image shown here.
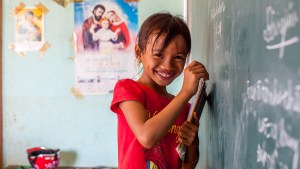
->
[2,0,184,167]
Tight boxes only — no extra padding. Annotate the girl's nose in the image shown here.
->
[161,57,174,70]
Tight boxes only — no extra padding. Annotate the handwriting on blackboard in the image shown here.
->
[257,118,299,169]
[246,79,300,114]
[210,0,225,20]
[263,2,299,59]
[245,79,300,169]
[210,0,225,51]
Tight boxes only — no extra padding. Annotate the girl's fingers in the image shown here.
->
[187,60,200,67]
[197,72,209,81]
[182,60,209,96]
[186,62,209,81]
[188,60,206,68]
[178,134,194,146]
[178,121,199,146]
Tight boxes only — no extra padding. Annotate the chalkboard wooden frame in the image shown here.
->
[0,0,3,167]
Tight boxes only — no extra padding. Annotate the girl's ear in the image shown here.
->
[135,45,143,68]
[135,45,141,61]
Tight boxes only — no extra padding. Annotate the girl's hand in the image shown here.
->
[178,112,200,146]
[181,61,209,98]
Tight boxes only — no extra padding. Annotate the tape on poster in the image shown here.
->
[53,0,68,7]
[38,41,51,56]
[70,33,78,52]
[9,43,26,57]
[11,2,26,15]
[69,0,84,2]
[68,56,75,61]
[35,3,49,15]
[71,87,84,99]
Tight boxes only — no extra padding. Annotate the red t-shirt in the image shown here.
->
[110,79,190,169]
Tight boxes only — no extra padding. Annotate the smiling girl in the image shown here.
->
[110,12,209,169]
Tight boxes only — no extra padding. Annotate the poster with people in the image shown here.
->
[15,7,44,51]
[74,0,138,95]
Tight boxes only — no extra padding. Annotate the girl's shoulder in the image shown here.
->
[115,78,142,92]
[111,79,145,113]
[116,78,137,86]
[115,79,172,100]
[116,79,154,94]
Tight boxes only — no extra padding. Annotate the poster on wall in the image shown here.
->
[74,0,138,95]
[15,7,44,51]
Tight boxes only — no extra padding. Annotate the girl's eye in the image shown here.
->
[175,55,185,60]
[153,53,163,58]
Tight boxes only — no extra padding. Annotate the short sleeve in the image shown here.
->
[110,79,145,114]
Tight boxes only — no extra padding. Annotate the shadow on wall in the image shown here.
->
[60,150,77,166]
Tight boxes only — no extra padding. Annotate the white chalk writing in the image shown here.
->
[210,0,225,53]
[245,79,300,168]
[215,21,223,37]
[246,79,300,114]
[263,2,299,59]
[210,0,225,20]
[213,21,223,50]
[257,118,299,169]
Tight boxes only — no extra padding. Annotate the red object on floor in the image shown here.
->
[27,147,60,169]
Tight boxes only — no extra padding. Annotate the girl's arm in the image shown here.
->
[119,61,209,149]
[119,90,191,148]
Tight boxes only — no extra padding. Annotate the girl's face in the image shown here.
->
[137,34,188,88]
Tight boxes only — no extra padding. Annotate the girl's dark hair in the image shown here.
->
[137,12,191,55]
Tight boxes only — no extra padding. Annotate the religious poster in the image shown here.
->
[15,7,44,51]
[74,0,138,95]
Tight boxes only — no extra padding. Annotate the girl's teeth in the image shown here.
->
[158,72,172,77]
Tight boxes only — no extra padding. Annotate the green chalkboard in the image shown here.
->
[194,0,300,168]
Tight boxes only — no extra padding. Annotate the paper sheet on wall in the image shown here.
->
[73,0,138,95]
[14,6,45,52]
